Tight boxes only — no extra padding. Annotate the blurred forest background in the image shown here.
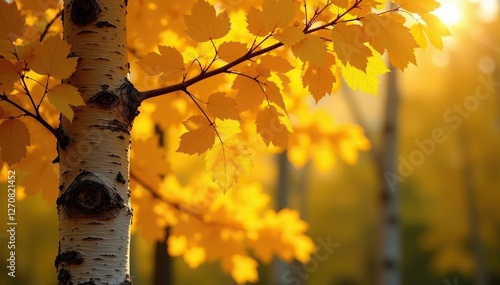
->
[1,0,499,284]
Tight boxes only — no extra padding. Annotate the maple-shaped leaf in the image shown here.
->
[340,51,390,95]
[0,118,30,166]
[260,0,295,32]
[0,1,25,40]
[177,115,216,155]
[256,105,290,148]
[218,42,248,62]
[394,0,440,14]
[246,7,267,36]
[274,26,305,45]
[205,138,252,191]
[47,84,85,122]
[207,92,241,120]
[363,13,418,70]
[26,35,78,80]
[302,53,337,102]
[138,45,184,83]
[259,55,294,73]
[184,0,230,42]
[331,22,372,71]
[291,34,326,67]
[0,59,22,93]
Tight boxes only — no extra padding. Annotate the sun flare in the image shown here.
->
[434,2,462,25]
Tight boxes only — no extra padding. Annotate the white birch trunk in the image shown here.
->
[56,1,139,284]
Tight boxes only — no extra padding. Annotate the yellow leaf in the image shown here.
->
[218,42,247,62]
[302,53,336,102]
[410,24,428,49]
[205,138,252,191]
[137,45,184,83]
[274,26,305,45]
[184,0,230,42]
[363,13,418,70]
[393,0,440,14]
[0,1,25,40]
[0,119,30,166]
[177,115,216,155]
[259,55,294,73]
[291,34,326,67]
[256,105,290,148]
[207,92,241,120]
[0,59,21,93]
[184,246,206,268]
[331,22,372,71]
[47,83,85,122]
[420,13,451,50]
[246,7,267,36]
[340,51,389,95]
[26,35,78,79]
[263,80,287,112]
[230,255,258,284]
[260,0,295,31]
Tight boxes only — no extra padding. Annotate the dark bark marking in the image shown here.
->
[96,21,116,28]
[78,279,97,285]
[119,79,141,124]
[116,172,126,184]
[57,268,72,285]
[55,250,84,268]
[76,30,97,35]
[89,90,119,108]
[71,0,100,26]
[90,119,128,132]
[82,236,104,241]
[57,171,124,219]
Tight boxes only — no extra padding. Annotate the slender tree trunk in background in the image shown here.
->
[378,67,401,285]
[271,152,291,285]
[56,0,139,284]
[459,137,489,285]
[154,227,173,285]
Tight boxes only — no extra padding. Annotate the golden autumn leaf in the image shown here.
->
[26,35,78,79]
[331,22,372,71]
[184,0,230,42]
[256,105,290,148]
[418,13,451,50]
[0,59,21,93]
[205,138,252,191]
[177,115,216,155]
[0,1,25,40]
[259,55,294,73]
[0,118,30,166]
[291,34,326,67]
[207,92,241,120]
[246,7,267,36]
[363,13,418,70]
[302,53,336,102]
[340,51,389,96]
[232,65,268,111]
[218,42,248,62]
[260,0,295,32]
[137,45,184,83]
[47,83,85,122]
[274,26,305,45]
[394,0,440,14]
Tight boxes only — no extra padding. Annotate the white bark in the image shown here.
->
[56,0,139,284]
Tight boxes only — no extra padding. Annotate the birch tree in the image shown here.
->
[0,0,449,284]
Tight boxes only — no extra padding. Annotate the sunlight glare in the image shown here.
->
[434,2,462,25]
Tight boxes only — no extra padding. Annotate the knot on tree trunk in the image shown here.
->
[71,0,101,26]
[57,171,124,219]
